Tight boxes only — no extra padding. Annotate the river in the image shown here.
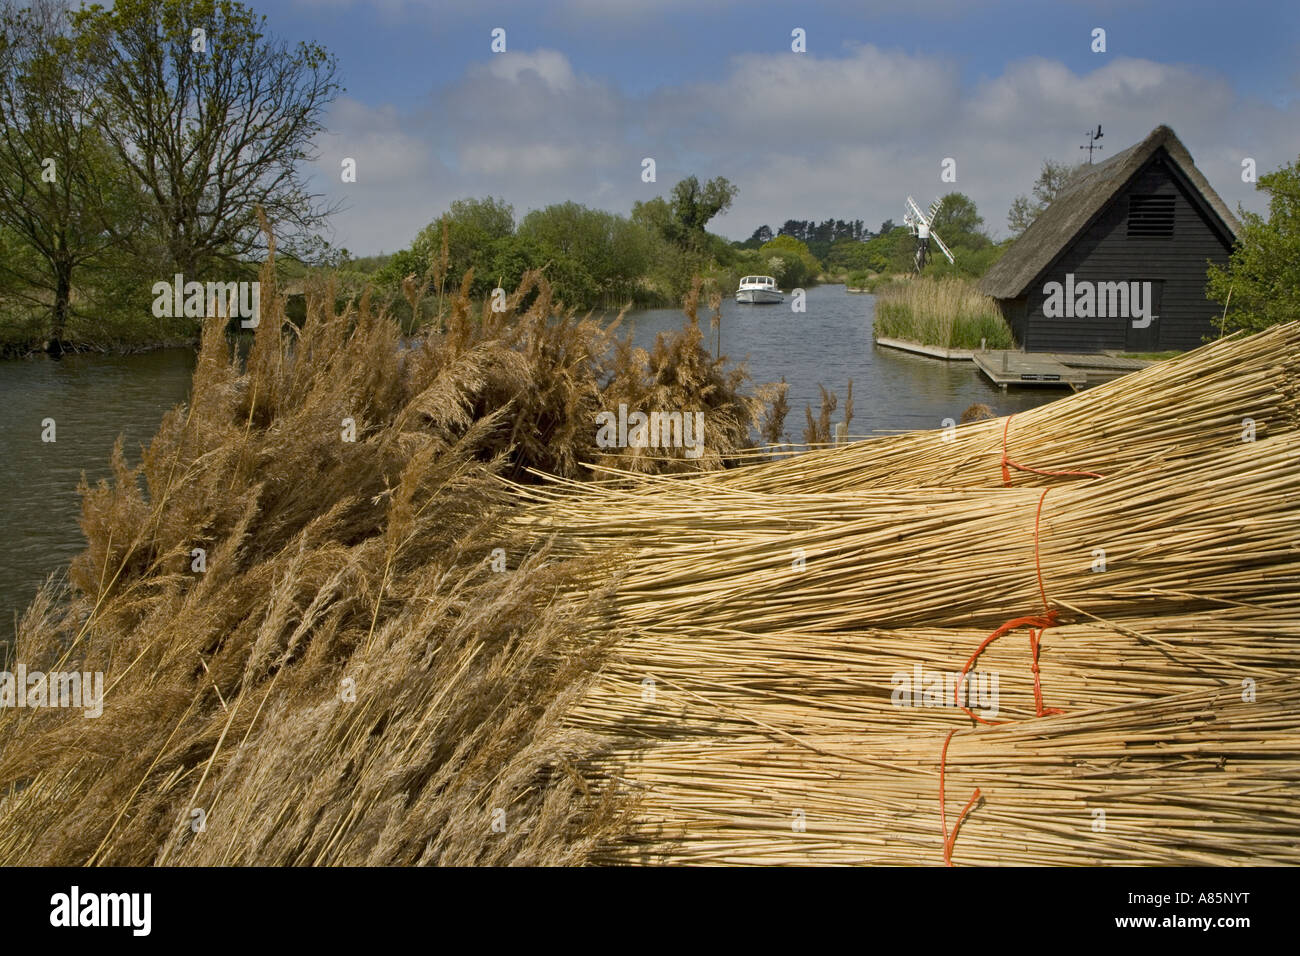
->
[0,285,1061,639]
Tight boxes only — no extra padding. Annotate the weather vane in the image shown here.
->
[1080,124,1104,164]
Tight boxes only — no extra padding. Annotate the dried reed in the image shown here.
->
[587,680,1300,865]
[511,430,1300,636]
[572,605,1300,740]
[0,258,684,865]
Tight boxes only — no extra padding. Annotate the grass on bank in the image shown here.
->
[873,277,1014,350]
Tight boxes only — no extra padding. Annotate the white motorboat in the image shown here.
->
[735,275,783,304]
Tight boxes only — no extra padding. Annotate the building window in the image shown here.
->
[1127,195,1175,239]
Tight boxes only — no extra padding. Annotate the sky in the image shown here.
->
[265,0,1300,255]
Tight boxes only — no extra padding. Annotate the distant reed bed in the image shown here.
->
[873,277,1014,350]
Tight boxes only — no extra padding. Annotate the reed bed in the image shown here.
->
[586,680,1300,865]
[0,257,674,865]
[874,277,1014,350]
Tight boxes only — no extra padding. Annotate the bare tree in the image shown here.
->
[1007,159,1080,237]
[72,0,343,276]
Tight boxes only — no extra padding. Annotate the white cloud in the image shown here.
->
[482,50,579,92]
[315,44,1300,254]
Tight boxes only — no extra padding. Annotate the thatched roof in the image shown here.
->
[980,125,1241,300]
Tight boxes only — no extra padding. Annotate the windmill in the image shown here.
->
[903,195,955,274]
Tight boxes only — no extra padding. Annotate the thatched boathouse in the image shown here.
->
[981,126,1240,353]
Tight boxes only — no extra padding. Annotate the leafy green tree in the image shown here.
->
[923,242,1005,279]
[1207,156,1300,333]
[931,192,990,247]
[668,175,738,251]
[382,198,658,310]
[635,175,737,254]
[631,177,737,302]
[758,234,821,288]
[859,226,914,275]
[383,197,518,300]
[630,195,672,238]
[519,201,653,305]
[446,196,515,242]
[606,216,655,300]
[72,0,341,276]
[0,0,140,347]
[519,202,604,263]
[826,237,873,274]
[437,197,516,294]
[485,233,540,295]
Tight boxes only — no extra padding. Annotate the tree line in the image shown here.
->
[361,175,744,320]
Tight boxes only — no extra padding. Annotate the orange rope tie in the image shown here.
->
[953,611,1059,725]
[940,729,981,867]
[941,485,1067,865]
[1000,413,1105,486]
[1029,626,1065,719]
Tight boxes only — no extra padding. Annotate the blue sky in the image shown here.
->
[264,0,1300,254]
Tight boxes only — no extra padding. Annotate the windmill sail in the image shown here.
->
[930,229,955,264]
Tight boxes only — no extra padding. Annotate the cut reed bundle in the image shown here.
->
[514,430,1300,636]
[571,605,1300,740]
[525,390,1300,865]
[587,680,1300,866]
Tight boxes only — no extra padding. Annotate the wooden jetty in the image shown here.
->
[973,350,1149,390]
[875,335,1154,389]
[875,337,974,361]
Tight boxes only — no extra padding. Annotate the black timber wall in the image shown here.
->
[1012,153,1233,352]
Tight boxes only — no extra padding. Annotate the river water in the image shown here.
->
[620,283,1051,438]
[0,285,1059,638]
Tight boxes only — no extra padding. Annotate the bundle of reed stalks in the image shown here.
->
[556,321,1300,493]
[513,430,1300,636]
[586,680,1300,866]
[514,342,1300,865]
[570,605,1300,740]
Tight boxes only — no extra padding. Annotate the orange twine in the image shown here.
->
[1000,414,1105,486]
[939,729,981,866]
[941,483,1073,865]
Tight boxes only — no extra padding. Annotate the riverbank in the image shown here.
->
[0,335,200,360]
